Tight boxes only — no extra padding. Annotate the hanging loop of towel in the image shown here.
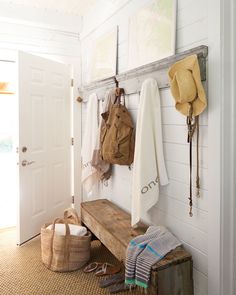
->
[186,103,200,217]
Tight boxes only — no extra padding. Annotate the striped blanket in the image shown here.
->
[125,226,181,289]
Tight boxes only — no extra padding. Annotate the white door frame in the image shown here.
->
[208,0,236,295]
[218,0,236,294]
[0,49,17,61]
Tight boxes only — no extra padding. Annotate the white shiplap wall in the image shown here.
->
[80,1,208,295]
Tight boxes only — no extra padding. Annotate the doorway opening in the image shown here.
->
[0,60,17,229]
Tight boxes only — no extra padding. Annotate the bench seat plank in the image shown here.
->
[81,199,147,261]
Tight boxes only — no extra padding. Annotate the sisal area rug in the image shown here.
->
[0,228,142,295]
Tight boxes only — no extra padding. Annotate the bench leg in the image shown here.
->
[149,260,194,295]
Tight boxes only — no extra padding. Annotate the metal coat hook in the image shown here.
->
[114,77,119,88]
[77,96,83,103]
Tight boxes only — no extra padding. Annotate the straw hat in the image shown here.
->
[168,54,207,117]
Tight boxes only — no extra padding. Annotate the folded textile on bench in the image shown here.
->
[125,226,181,289]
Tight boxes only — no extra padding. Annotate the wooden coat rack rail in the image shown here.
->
[78,45,208,102]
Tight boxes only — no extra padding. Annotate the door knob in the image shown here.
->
[21,160,35,167]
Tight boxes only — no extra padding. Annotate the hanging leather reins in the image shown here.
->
[187,103,200,217]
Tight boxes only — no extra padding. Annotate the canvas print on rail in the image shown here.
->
[86,27,118,83]
[128,0,177,70]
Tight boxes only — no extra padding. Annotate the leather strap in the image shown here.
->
[187,111,200,217]
[196,116,200,197]
[187,115,193,217]
[114,88,125,106]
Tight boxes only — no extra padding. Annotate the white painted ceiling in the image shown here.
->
[0,0,98,16]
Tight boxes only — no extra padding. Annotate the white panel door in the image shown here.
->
[17,51,71,245]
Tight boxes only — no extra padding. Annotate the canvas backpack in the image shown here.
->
[100,89,135,165]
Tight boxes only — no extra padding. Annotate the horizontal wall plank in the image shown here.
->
[162,106,208,126]
[163,142,208,169]
[177,38,208,53]
[125,92,208,127]
[149,207,208,275]
[160,88,175,107]
[157,194,208,234]
[152,200,207,254]
[163,125,208,147]
[126,98,208,127]
[177,0,207,29]
[160,179,208,212]
[177,19,208,49]
[166,161,208,190]
[125,93,139,110]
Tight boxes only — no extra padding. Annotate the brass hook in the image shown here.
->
[76,96,83,103]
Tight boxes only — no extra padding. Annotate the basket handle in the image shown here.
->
[48,218,71,270]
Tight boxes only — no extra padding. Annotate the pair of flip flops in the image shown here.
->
[99,273,136,294]
[83,262,121,276]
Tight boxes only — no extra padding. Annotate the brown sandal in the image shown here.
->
[95,263,121,276]
[83,262,103,273]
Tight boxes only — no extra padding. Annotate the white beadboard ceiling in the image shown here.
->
[0,0,119,33]
[0,0,97,16]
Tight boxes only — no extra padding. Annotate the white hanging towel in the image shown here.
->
[81,93,99,193]
[131,78,169,226]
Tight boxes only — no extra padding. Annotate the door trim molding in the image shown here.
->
[219,0,236,294]
[207,0,222,291]
[208,0,236,294]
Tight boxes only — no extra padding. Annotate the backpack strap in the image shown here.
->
[114,88,125,106]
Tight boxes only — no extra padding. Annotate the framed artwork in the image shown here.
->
[86,27,118,83]
[128,0,177,69]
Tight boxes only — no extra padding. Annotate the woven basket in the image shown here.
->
[41,218,91,272]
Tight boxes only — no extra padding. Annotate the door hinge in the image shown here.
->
[71,137,74,145]
[71,196,74,204]
[71,79,74,87]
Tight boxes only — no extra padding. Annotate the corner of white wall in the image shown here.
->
[207,0,223,294]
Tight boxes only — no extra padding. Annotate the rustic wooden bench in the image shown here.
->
[81,199,193,295]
